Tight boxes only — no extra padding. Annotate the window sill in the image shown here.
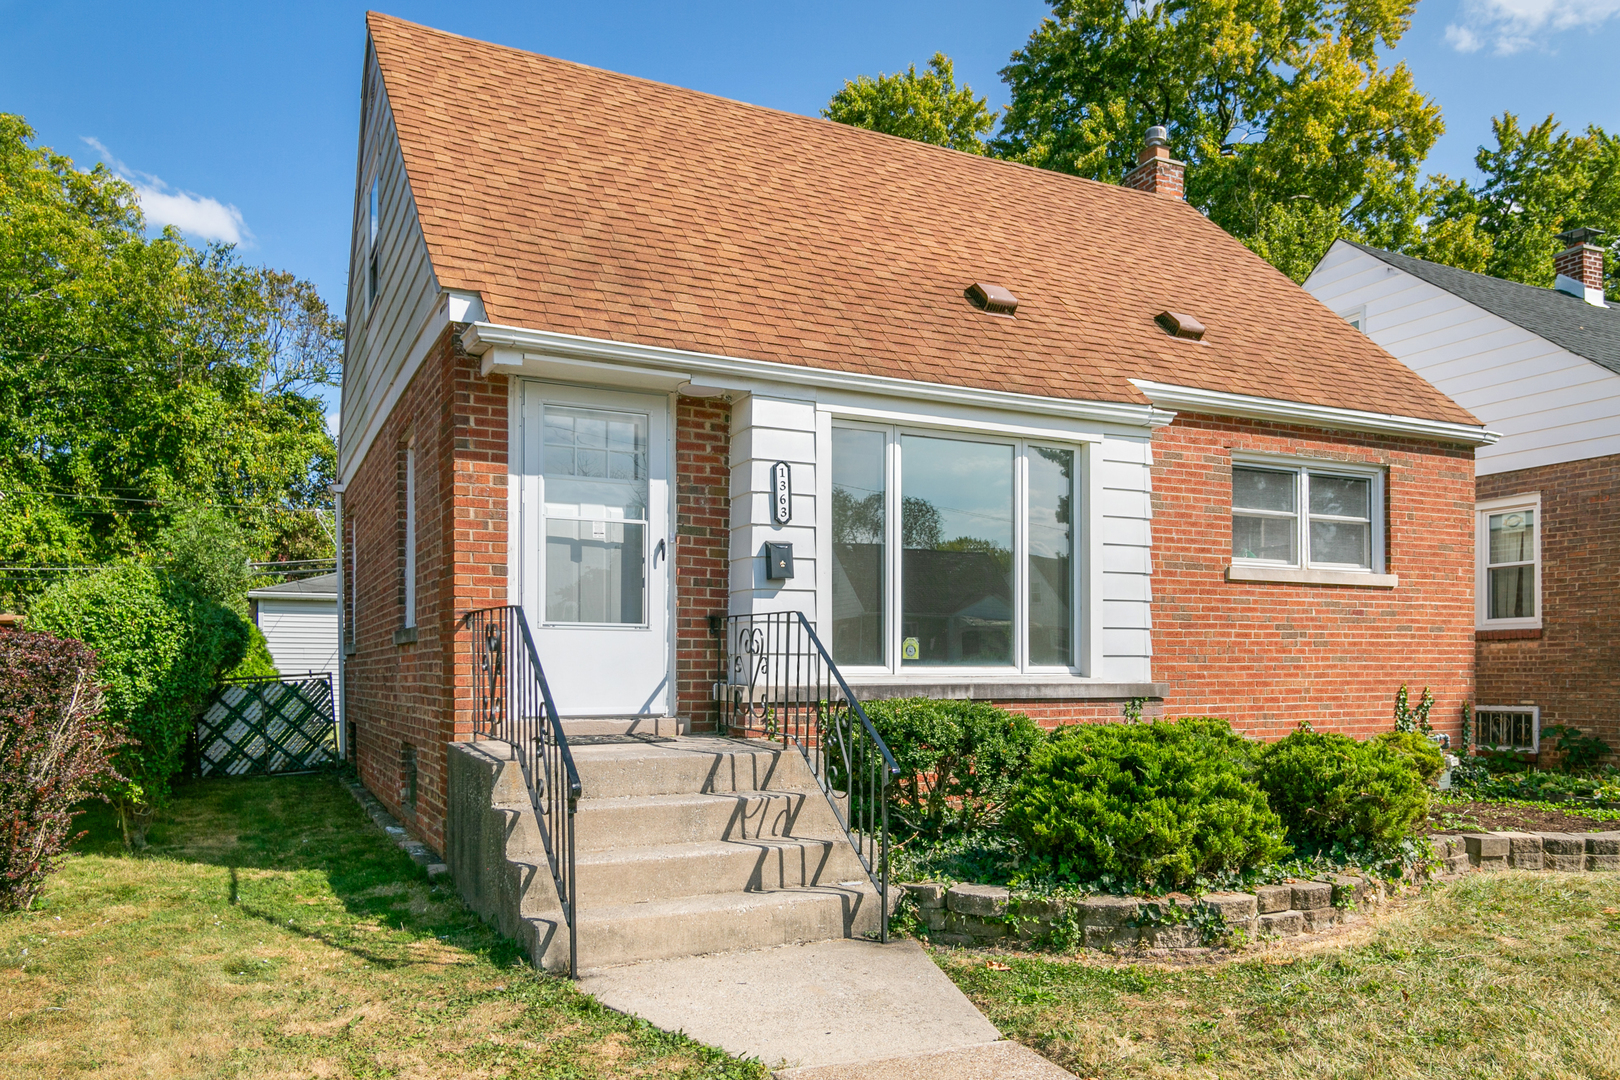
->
[836,676,1168,702]
[394,626,418,646]
[1476,627,1542,641]
[1226,565,1398,588]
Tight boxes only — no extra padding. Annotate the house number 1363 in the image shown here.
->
[771,462,791,525]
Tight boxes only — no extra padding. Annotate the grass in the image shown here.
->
[0,773,766,1079]
[935,872,1620,1079]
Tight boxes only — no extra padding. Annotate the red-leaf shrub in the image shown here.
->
[0,631,128,911]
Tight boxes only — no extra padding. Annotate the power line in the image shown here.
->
[0,488,331,514]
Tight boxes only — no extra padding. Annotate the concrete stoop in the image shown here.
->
[448,729,883,973]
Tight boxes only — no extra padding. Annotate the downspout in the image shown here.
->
[330,481,347,758]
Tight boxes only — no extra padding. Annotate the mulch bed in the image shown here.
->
[1429,800,1616,834]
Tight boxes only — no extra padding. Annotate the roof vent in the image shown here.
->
[1155,310,1205,341]
[966,282,1019,316]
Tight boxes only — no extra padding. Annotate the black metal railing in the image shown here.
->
[720,611,900,941]
[461,606,582,975]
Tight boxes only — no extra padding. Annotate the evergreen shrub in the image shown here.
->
[1257,727,1432,848]
[28,564,249,844]
[1004,717,1289,890]
[864,698,1046,836]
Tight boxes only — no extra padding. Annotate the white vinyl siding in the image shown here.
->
[256,598,340,676]
[340,44,442,483]
[1305,242,1620,476]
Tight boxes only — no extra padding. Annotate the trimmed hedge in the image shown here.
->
[1004,717,1289,890]
[0,631,127,910]
[865,698,1045,836]
[28,564,249,843]
[1256,728,1433,848]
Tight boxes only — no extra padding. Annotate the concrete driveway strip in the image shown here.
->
[775,1040,1078,1079]
[577,937,1052,1073]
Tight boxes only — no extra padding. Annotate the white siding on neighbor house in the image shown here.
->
[339,44,443,484]
[1304,242,1620,476]
[256,598,340,677]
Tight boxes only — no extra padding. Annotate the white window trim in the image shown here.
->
[1476,492,1541,630]
[1229,452,1386,577]
[1338,305,1367,333]
[1474,704,1540,754]
[824,418,1089,679]
[404,443,417,629]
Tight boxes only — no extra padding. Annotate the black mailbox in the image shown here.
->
[765,542,795,581]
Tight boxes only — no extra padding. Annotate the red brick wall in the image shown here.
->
[343,325,508,852]
[674,398,732,734]
[1148,413,1477,743]
[1476,453,1620,751]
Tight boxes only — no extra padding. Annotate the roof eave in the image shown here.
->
[1130,379,1500,446]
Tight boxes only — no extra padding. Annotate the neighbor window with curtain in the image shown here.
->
[1477,496,1539,628]
[1231,460,1383,572]
[829,425,1077,671]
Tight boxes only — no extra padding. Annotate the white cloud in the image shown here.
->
[1446,0,1620,53]
[81,137,251,246]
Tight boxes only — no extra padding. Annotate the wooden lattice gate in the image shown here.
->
[195,674,338,777]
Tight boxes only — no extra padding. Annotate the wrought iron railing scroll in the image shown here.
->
[720,611,900,941]
[461,606,582,975]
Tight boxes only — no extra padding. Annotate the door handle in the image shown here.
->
[652,538,667,568]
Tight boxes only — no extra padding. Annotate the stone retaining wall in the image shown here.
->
[904,830,1619,952]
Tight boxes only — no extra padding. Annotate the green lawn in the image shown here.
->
[0,773,765,1080]
[935,872,1620,1079]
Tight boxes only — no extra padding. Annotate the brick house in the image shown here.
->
[337,14,1493,855]
[1306,235,1619,759]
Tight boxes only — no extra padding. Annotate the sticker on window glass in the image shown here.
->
[592,520,607,540]
[901,637,920,660]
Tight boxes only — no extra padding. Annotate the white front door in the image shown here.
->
[516,381,672,716]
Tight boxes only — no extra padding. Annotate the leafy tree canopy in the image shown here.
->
[992,0,1443,281]
[823,53,997,154]
[0,114,340,606]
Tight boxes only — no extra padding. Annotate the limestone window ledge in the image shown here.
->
[1226,565,1398,588]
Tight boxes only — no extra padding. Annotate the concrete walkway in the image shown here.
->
[577,938,1074,1078]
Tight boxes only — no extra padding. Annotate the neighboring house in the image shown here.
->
[339,14,1493,851]
[1305,235,1620,759]
[248,571,340,690]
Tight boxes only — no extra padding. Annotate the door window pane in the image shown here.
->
[1028,447,1073,666]
[831,428,886,665]
[900,436,1013,667]
[546,520,646,624]
[542,405,649,624]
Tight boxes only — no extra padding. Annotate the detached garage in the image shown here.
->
[248,572,340,680]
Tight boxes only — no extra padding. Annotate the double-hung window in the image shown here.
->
[829,425,1079,672]
[1476,494,1540,629]
[1231,458,1384,573]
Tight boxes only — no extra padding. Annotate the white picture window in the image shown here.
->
[829,424,1078,672]
[1476,494,1540,629]
[1231,458,1383,572]
[1475,706,1539,753]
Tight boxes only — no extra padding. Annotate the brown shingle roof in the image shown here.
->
[367,13,1478,427]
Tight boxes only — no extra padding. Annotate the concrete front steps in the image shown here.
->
[448,722,883,975]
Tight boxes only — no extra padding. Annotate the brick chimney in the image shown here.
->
[1554,227,1608,307]
[1123,126,1185,200]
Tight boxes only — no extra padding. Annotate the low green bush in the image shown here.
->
[1257,728,1432,849]
[226,625,280,680]
[1374,730,1446,784]
[1004,717,1289,891]
[863,698,1046,836]
[28,563,249,845]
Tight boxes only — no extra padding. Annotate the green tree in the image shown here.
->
[823,53,997,154]
[0,114,340,605]
[154,506,257,612]
[1418,114,1620,300]
[992,0,1444,280]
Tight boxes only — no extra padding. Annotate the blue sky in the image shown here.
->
[5,0,1619,420]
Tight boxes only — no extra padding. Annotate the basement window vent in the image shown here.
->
[966,282,1019,316]
[1155,310,1206,341]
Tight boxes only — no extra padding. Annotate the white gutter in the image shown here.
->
[461,322,1176,430]
[1130,379,1500,446]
